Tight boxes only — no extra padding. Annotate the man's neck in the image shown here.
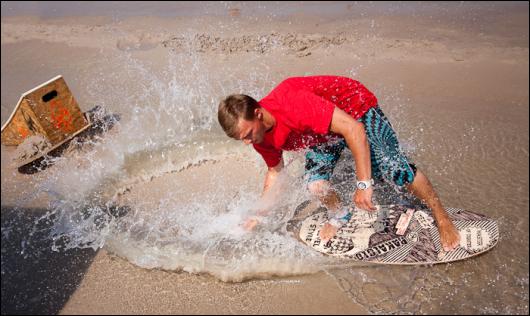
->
[261,108,276,132]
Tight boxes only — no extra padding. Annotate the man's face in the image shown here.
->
[236,113,266,145]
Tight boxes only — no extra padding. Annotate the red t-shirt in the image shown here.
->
[253,76,378,167]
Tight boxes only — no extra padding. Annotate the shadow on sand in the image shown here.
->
[1,206,99,315]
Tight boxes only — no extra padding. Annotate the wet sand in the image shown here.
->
[60,249,367,315]
[2,2,528,315]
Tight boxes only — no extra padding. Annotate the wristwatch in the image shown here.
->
[356,179,374,190]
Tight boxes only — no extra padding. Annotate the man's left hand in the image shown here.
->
[354,187,377,211]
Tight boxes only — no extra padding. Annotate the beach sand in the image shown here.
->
[60,249,368,315]
[1,2,528,315]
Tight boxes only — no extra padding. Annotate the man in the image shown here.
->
[217,75,460,252]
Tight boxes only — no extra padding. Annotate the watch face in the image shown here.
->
[357,182,367,190]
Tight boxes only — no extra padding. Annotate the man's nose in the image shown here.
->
[243,139,252,145]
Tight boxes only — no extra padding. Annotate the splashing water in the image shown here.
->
[3,50,355,282]
[2,48,484,283]
[1,4,527,316]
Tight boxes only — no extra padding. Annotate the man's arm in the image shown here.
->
[242,158,284,231]
[262,158,284,197]
[329,107,376,211]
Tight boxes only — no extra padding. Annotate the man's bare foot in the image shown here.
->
[319,223,339,242]
[438,219,461,251]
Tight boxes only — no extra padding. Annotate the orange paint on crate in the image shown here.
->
[18,126,29,139]
[49,99,74,132]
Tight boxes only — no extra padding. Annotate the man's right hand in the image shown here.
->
[242,217,259,231]
[241,209,269,231]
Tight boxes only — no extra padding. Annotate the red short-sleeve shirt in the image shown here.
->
[253,76,378,167]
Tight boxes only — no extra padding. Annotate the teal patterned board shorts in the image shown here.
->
[304,106,417,187]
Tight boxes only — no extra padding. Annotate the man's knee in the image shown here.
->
[307,180,331,197]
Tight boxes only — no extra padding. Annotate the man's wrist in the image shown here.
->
[356,179,374,190]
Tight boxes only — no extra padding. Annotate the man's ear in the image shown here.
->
[255,108,263,120]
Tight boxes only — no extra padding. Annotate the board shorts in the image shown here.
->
[304,106,417,188]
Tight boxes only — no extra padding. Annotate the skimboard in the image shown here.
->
[297,204,498,265]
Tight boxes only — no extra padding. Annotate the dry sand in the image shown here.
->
[1,2,528,315]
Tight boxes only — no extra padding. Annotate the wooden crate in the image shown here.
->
[1,75,89,146]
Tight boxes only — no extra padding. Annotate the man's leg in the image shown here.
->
[406,169,461,251]
[307,180,342,212]
[304,139,349,241]
[304,138,347,212]
[308,180,352,241]
[360,106,460,251]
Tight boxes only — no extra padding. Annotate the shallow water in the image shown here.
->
[1,1,528,314]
